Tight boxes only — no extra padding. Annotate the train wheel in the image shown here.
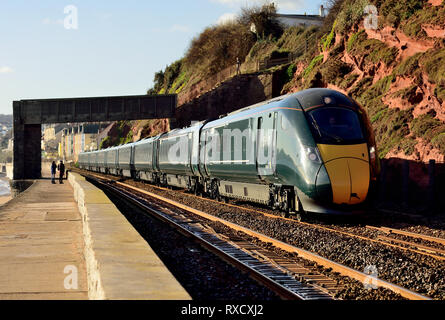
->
[292,197,306,222]
[209,180,220,200]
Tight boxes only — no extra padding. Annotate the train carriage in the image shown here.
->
[78,153,86,169]
[157,123,203,191]
[78,88,379,218]
[97,149,106,173]
[132,136,158,182]
[105,147,119,175]
[118,144,134,178]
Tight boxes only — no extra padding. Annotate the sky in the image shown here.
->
[0,0,324,114]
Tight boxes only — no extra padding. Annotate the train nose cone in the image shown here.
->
[324,158,370,205]
[316,144,371,205]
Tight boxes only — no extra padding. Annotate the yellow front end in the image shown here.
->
[317,144,370,205]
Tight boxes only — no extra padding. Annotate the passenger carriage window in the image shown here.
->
[281,114,289,131]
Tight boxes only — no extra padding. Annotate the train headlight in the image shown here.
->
[305,146,322,163]
[369,146,376,160]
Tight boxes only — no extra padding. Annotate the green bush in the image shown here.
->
[239,3,283,40]
[320,20,337,51]
[401,4,445,38]
[380,0,425,28]
[432,133,445,154]
[319,58,352,84]
[335,0,369,34]
[286,64,296,80]
[422,48,445,85]
[99,136,110,149]
[303,55,323,79]
[373,108,414,157]
[394,52,422,77]
[411,114,445,140]
[347,30,398,66]
[184,22,255,77]
[400,137,418,156]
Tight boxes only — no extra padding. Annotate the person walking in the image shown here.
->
[57,160,65,184]
[51,161,57,184]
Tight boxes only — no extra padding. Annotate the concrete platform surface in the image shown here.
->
[68,172,191,300]
[0,180,88,300]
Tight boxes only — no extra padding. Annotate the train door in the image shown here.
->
[199,129,210,178]
[256,112,277,181]
[130,145,135,177]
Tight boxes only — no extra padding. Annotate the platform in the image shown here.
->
[0,180,88,299]
[0,163,191,300]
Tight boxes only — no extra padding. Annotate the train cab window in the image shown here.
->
[308,107,365,144]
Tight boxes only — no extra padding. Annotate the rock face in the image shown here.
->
[285,1,445,163]
[101,2,444,166]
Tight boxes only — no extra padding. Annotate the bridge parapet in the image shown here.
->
[13,94,176,180]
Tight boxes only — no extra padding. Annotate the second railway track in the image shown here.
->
[92,177,336,300]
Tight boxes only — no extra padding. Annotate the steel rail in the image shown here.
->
[77,170,433,300]
[92,178,334,301]
[99,177,431,301]
[367,226,445,246]
[74,170,445,262]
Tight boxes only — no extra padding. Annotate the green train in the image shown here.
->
[79,89,379,219]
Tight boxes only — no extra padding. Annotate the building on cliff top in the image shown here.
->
[250,5,325,34]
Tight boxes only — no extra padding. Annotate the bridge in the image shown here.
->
[13,94,176,180]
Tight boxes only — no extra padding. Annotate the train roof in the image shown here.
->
[133,136,158,145]
[292,88,355,111]
[221,89,355,120]
[203,89,356,129]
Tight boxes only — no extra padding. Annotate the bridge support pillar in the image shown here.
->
[13,103,41,180]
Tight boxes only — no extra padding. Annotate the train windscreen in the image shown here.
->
[307,107,365,145]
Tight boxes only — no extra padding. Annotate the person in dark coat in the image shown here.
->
[57,161,65,184]
[51,161,57,184]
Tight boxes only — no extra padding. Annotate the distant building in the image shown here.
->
[274,12,324,28]
[6,139,13,152]
[250,5,325,33]
[60,124,100,162]
[43,125,56,141]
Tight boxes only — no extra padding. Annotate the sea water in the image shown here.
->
[0,178,11,197]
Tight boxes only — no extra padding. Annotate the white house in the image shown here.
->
[251,5,326,33]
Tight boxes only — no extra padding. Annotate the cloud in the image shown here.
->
[211,0,305,11]
[0,67,13,74]
[217,13,237,25]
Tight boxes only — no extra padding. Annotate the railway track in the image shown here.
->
[92,177,336,300]
[79,170,433,300]
[77,169,445,263]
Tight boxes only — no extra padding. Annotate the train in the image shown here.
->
[78,88,379,219]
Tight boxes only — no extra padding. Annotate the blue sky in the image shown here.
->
[0,0,324,114]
